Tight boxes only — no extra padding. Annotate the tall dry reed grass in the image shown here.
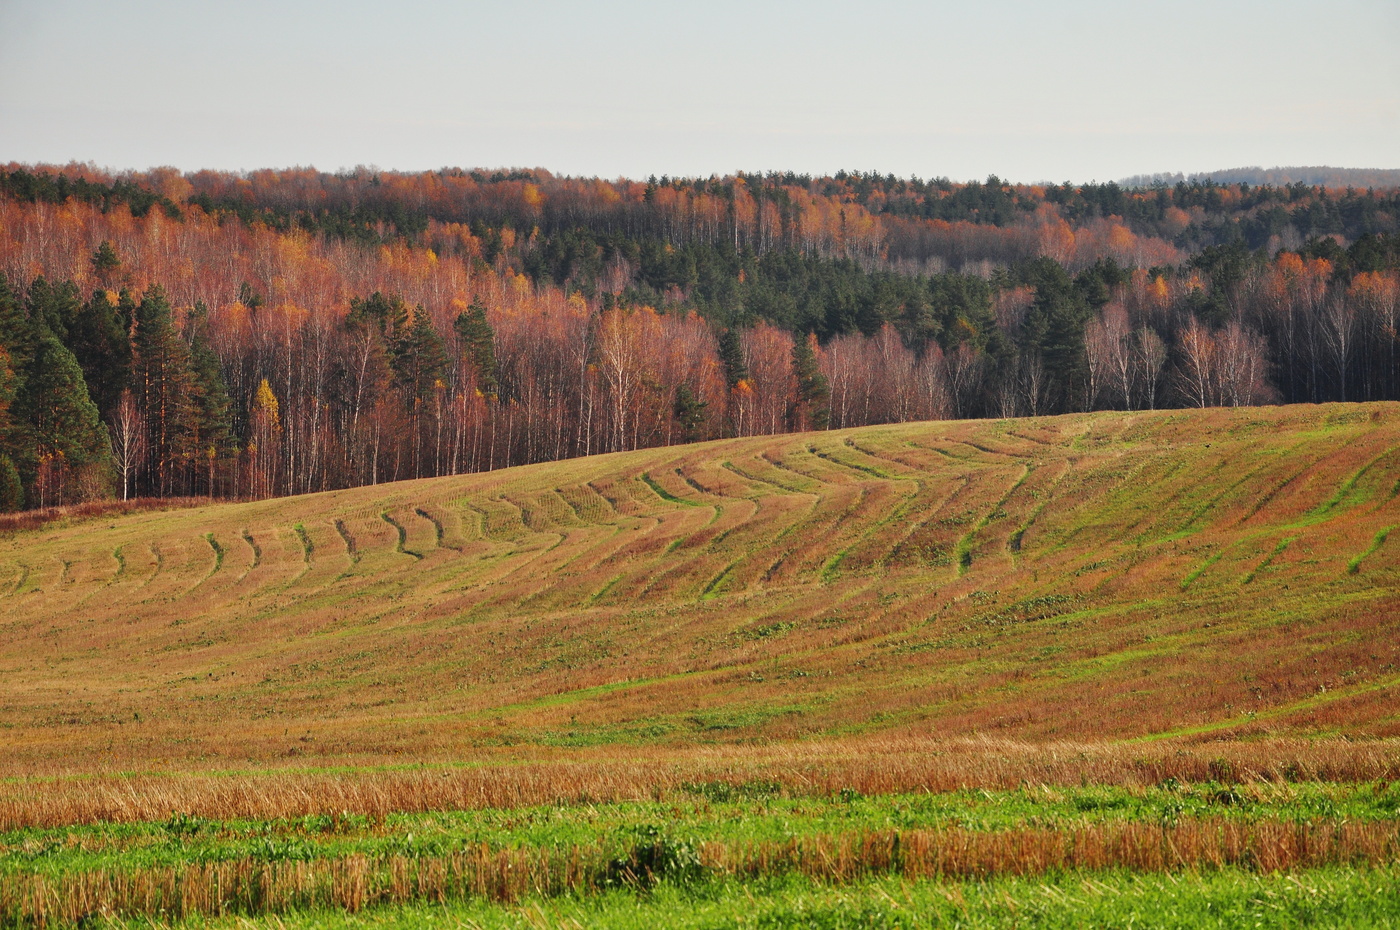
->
[3,819,1397,927]
[4,737,1396,830]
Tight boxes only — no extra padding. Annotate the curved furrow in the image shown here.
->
[179,532,228,598]
[840,436,963,473]
[138,537,206,603]
[412,504,465,551]
[722,456,818,495]
[524,513,685,607]
[1006,458,1072,559]
[334,519,361,577]
[804,441,906,481]
[632,497,761,600]
[553,483,617,524]
[838,436,932,479]
[759,483,868,584]
[505,490,583,534]
[466,496,539,542]
[682,490,816,599]
[380,511,423,561]
[585,476,657,519]
[839,471,971,574]
[809,478,924,578]
[952,463,1032,576]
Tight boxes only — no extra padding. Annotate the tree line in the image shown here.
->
[0,165,1397,511]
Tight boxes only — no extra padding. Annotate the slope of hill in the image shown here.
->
[2,404,1398,770]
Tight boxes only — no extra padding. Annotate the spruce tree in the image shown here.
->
[0,455,22,512]
[90,241,121,282]
[672,384,707,441]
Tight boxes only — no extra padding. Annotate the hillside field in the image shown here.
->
[3,403,1400,926]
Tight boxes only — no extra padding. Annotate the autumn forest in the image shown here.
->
[1,163,1398,510]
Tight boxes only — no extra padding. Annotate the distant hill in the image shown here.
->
[1,404,1399,769]
[1123,166,1400,189]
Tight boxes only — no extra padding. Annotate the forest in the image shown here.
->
[0,162,1398,509]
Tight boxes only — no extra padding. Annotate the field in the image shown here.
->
[3,404,1400,925]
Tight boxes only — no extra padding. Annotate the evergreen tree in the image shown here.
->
[67,289,132,419]
[348,292,410,348]
[14,334,111,505]
[90,241,121,282]
[718,327,748,388]
[792,332,830,430]
[452,299,498,397]
[132,286,195,495]
[672,384,707,441]
[0,455,21,512]
[26,276,81,343]
[187,305,234,493]
[393,306,449,403]
[0,276,35,375]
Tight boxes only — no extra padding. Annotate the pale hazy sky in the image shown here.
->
[1,0,1397,182]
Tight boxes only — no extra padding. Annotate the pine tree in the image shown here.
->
[393,307,448,477]
[792,332,830,430]
[0,276,35,376]
[132,286,195,496]
[393,306,449,404]
[672,384,707,441]
[0,455,21,512]
[452,300,498,397]
[187,305,234,495]
[90,241,121,283]
[26,276,81,343]
[15,334,111,506]
[718,327,748,388]
[67,289,131,419]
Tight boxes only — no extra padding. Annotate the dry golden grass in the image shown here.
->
[6,819,1399,926]
[2,736,1397,830]
[1,404,1399,775]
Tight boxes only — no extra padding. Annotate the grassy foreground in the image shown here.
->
[5,781,1399,926]
[3,405,1400,924]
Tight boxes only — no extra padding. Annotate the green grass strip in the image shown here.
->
[640,472,699,506]
[1348,526,1393,575]
[1181,549,1224,591]
[1242,536,1296,585]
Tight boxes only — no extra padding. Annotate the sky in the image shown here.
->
[1,0,1397,183]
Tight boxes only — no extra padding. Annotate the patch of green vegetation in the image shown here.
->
[640,473,699,506]
[699,560,740,600]
[1243,536,1297,585]
[1181,548,1224,590]
[1349,526,1393,575]
[380,512,421,559]
[204,533,224,572]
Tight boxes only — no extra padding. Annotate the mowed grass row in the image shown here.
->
[4,784,1400,926]
[1,405,1400,770]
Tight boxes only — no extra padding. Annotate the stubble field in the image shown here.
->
[2,404,1399,926]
